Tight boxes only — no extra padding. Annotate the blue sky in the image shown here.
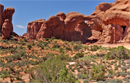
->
[0,0,115,36]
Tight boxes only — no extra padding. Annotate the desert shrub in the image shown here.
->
[73,45,82,51]
[83,79,88,83]
[41,46,44,50]
[27,44,32,50]
[56,65,76,83]
[108,69,115,74]
[52,44,60,48]
[45,38,49,41]
[56,54,71,61]
[105,46,130,60]
[120,72,127,77]
[89,64,106,81]
[107,74,114,78]
[74,53,84,59]
[109,79,122,83]
[23,38,27,42]
[45,53,54,60]
[89,45,101,51]
[123,77,129,82]
[29,60,39,65]
[77,74,85,79]
[66,47,72,51]
[30,56,73,83]
[59,47,64,53]
[127,71,130,75]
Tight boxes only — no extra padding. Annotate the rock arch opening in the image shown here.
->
[121,26,126,34]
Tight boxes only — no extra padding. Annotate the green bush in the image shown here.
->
[56,65,76,83]
[105,46,130,60]
[27,44,32,50]
[66,47,72,51]
[52,44,60,48]
[73,45,82,51]
[89,64,106,81]
[74,53,84,59]
[83,79,88,83]
[89,45,101,51]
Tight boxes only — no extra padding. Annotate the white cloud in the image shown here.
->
[16,25,26,28]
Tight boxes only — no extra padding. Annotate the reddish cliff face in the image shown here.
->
[0,4,15,39]
[26,19,46,39]
[26,12,92,43]
[0,4,4,33]
[2,19,13,39]
[87,0,130,43]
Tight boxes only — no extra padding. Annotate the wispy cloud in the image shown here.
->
[16,25,26,28]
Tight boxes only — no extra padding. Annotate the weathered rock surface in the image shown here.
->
[88,0,130,43]
[24,0,130,43]
[0,4,15,39]
[26,12,92,43]
[0,4,4,33]
[27,19,46,39]
[2,19,13,39]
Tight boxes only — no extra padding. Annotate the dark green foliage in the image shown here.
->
[66,47,72,51]
[23,38,27,42]
[120,72,127,77]
[77,74,85,79]
[89,45,101,51]
[56,65,76,83]
[59,47,64,53]
[73,45,82,51]
[89,64,106,81]
[74,53,84,59]
[27,44,32,50]
[30,55,76,83]
[52,44,60,48]
[105,46,130,60]
[83,79,88,83]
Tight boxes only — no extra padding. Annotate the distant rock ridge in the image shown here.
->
[0,4,16,39]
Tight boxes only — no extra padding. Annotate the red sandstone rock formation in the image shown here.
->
[2,19,13,39]
[0,4,4,32]
[0,4,15,39]
[24,0,130,43]
[87,0,130,43]
[30,12,92,43]
[27,19,46,39]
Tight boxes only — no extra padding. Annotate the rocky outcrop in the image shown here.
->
[24,0,130,43]
[0,4,4,33]
[26,12,92,43]
[0,4,15,39]
[87,0,130,43]
[36,15,64,39]
[2,19,13,39]
[27,19,46,39]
